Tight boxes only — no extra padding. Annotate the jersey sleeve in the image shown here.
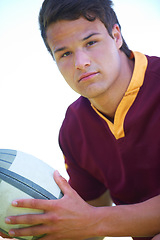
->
[59,98,107,201]
[64,155,107,201]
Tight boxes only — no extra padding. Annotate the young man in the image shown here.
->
[2,0,160,239]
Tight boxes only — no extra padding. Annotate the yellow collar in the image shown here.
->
[91,52,148,139]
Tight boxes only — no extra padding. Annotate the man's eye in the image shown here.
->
[87,41,97,47]
[61,51,71,58]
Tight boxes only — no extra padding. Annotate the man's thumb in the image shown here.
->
[53,170,71,195]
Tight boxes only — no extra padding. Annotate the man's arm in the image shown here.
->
[86,190,113,240]
[94,194,160,238]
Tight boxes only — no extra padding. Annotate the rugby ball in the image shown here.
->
[0,149,63,240]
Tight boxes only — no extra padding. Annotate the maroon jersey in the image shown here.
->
[59,52,160,240]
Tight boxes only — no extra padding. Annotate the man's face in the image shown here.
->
[46,17,123,101]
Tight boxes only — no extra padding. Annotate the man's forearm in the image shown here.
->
[92,195,160,238]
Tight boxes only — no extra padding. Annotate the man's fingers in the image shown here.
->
[11,198,57,211]
[5,212,52,225]
[53,170,73,196]
[8,225,53,238]
[9,171,67,210]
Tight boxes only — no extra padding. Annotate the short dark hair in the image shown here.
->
[39,0,131,58]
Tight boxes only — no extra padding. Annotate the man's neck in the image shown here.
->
[90,53,134,121]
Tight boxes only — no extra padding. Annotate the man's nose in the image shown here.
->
[74,50,91,70]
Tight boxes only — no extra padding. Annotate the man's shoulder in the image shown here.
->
[66,96,91,117]
[60,97,91,130]
[59,96,100,146]
[146,55,160,74]
[60,96,101,136]
[68,96,90,110]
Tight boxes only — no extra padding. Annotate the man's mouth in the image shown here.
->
[78,72,99,82]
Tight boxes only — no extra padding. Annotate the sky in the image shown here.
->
[0,0,160,179]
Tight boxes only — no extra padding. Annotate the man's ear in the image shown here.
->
[112,24,123,49]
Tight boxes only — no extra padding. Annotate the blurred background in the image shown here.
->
[0,1,160,239]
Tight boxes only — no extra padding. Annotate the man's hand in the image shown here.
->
[4,171,160,239]
[5,171,101,240]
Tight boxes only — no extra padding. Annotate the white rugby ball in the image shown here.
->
[0,149,63,240]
